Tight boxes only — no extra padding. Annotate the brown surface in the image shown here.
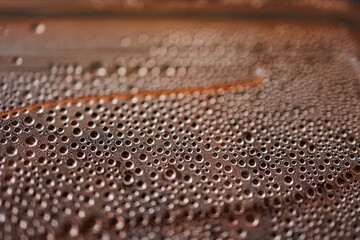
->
[0,11,360,240]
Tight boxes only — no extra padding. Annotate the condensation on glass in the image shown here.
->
[0,1,359,239]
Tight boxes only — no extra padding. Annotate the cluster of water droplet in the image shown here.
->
[1,21,358,114]
[0,20,360,239]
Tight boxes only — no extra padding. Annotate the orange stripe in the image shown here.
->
[0,77,262,118]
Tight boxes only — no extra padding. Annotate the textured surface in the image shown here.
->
[0,19,360,239]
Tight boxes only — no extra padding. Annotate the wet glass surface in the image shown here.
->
[0,2,360,239]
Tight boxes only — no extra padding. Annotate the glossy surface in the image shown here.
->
[0,18,360,239]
